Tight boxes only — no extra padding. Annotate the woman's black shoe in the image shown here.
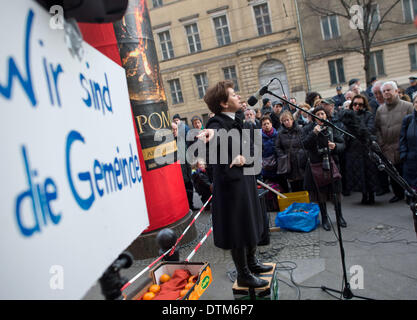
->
[361,193,369,204]
[322,220,331,231]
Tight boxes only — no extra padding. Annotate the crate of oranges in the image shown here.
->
[136,261,212,300]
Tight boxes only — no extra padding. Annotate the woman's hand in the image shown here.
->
[328,141,336,150]
[196,129,215,143]
[230,155,246,168]
[313,125,323,135]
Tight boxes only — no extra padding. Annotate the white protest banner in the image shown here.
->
[0,0,149,299]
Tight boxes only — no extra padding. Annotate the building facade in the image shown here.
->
[146,0,308,125]
[297,0,417,98]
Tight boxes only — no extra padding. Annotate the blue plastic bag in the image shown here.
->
[275,202,320,232]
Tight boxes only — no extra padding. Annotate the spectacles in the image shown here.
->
[353,102,364,107]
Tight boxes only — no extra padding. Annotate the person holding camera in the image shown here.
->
[302,106,346,231]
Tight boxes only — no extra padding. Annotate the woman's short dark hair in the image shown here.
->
[260,115,272,124]
[312,105,329,120]
[349,94,371,112]
[305,91,322,108]
[203,80,235,114]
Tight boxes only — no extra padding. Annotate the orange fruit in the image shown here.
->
[160,273,171,283]
[148,284,160,294]
[185,282,194,290]
[180,289,188,297]
[142,292,155,300]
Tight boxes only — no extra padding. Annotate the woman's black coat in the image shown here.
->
[400,110,417,188]
[205,113,264,250]
[275,124,307,182]
[342,109,379,193]
[301,122,345,201]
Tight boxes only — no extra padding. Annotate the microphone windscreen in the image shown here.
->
[247,96,258,106]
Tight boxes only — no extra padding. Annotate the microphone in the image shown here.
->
[247,79,275,106]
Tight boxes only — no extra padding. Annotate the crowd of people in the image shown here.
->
[168,78,417,289]
[171,77,417,233]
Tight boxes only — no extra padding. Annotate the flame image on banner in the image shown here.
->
[114,0,174,171]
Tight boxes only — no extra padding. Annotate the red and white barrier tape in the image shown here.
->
[185,227,213,262]
[120,195,213,292]
[168,195,212,256]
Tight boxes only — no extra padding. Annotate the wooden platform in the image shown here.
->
[232,263,277,300]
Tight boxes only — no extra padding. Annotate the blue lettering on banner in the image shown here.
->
[65,130,142,212]
[0,9,37,106]
[7,8,140,237]
[79,71,113,115]
[15,146,61,237]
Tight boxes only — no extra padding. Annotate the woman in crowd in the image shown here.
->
[302,106,347,231]
[275,111,307,192]
[191,115,204,130]
[260,116,279,182]
[342,95,379,204]
[400,95,417,198]
[305,92,322,110]
[295,103,311,128]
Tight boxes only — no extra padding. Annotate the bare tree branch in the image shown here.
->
[370,0,402,44]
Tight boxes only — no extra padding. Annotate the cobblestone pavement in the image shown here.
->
[84,191,417,300]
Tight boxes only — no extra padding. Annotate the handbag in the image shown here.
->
[276,135,294,175]
[276,154,290,175]
[262,154,277,171]
[310,157,341,187]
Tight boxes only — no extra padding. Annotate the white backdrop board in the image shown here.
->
[0,0,149,299]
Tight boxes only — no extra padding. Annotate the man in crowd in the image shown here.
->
[173,113,190,138]
[288,97,298,114]
[270,101,284,131]
[333,85,346,109]
[369,80,385,115]
[375,81,414,203]
[261,98,273,115]
[365,76,377,99]
[406,76,417,101]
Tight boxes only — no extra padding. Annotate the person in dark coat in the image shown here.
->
[260,116,279,182]
[191,158,212,210]
[171,121,196,210]
[400,95,417,194]
[405,76,417,101]
[270,101,284,131]
[276,111,307,192]
[341,95,379,204]
[198,80,272,288]
[302,106,347,231]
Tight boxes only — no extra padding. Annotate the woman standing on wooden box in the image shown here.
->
[197,80,272,288]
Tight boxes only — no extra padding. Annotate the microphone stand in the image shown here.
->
[265,89,372,300]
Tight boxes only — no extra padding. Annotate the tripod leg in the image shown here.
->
[334,199,347,228]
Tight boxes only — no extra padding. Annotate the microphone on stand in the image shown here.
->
[247,78,275,106]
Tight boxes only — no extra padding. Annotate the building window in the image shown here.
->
[213,15,231,46]
[402,0,417,23]
[223,66,239,91]
[185,23,202,53]
[168,79,183,104]
[158,31,174,60]
[152,0,163,8]
[369,50,385,77]
[409,43,417,70]
[320,15,340,40]
[253,3,272,36]
[328,58,345,85]
[195,73,209,99]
